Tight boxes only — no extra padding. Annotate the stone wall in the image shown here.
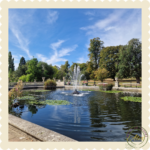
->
[56,80,64,86]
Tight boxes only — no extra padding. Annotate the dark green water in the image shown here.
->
[9,88,141,141]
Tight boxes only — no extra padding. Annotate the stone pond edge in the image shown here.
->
[9,114,78,142]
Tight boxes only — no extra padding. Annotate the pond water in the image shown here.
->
[9,88,141,141]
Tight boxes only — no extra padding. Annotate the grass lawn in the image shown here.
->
[99,90,122,93]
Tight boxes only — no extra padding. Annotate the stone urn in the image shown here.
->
[115,77,118,81]
[42,77,45,82]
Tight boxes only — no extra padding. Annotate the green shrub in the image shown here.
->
[26,74,34,82]
[99,83,113,91]
[44,79,57,89]
[19,74,34,82]
[19,75,26,82]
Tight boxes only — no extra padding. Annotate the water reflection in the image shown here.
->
[9,89,141,141]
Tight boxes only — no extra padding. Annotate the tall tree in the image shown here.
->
[84,61,94,80]
[117,38,141,83]
[8,52,15,72]
[61,61,70,74]
[19,57,26,67]
[99,45,122,80]
[70,63,78,72]
[15,57,27,77]
[88,37,104,70]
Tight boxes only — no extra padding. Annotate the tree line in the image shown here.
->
[9,37,141,83]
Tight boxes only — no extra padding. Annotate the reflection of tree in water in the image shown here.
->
[88,92,141,131]
[28,105,38,116]
[9,106,22,118]
[116,93,141,130]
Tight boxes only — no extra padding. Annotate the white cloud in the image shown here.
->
[81,9,141,46]
[104,26,115,32]
[36,54,47,62]
[12,54,19,61]
[10,28,32,58]
[77,57,88,63]
[9,10,33,59]
[51,40,65,51]
[85,11,95,16]
[36,40,78,66]
[80,10,125,32]
[47,10,59,24]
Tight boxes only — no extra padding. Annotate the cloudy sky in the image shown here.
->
[9,9,141,69]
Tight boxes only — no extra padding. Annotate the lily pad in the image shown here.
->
[30,90,50,92]
[19,99,71,105]
[17,96,36,100]
[121,96,141,102]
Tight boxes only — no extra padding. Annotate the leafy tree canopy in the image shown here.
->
[88,37,104,70]
[117,38,141,83]
[99,45,122,80]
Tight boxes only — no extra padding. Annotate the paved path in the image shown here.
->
[9,124,40,142]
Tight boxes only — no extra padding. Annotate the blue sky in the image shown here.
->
[9,9,141,69]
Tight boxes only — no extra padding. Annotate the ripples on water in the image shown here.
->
[9,88,141,141]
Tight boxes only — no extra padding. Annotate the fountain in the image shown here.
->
[72,65,81,94]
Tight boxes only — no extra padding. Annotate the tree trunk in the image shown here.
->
[136,77,140,83]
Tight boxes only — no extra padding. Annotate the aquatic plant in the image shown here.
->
[22,100,71,105]
[30,90,50,92]
[121,96,141,102]
[17,96,36,100]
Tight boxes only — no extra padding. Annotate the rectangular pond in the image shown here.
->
[9,88,141,141]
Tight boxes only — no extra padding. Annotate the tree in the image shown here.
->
[9,69,17,82]
[78,63,87,72]
[52,66,59,79]
[88,37,104,70]
[117,38,141,83]
[26,58,42,81]
[99,46,122,80]
[94,68,109,82]
[56,70,66,80]
[85,61,95,80]
[37,62,54,80]
[19,57,26,67]
[15,57,27,78]
[70,63,78,72]
[8,52,15,72]
[60,61,70,74]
